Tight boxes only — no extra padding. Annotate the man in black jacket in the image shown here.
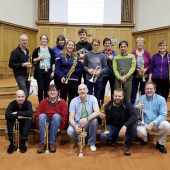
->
[9,33,31,96]
[100,88,137,155]
[5,90,33,154]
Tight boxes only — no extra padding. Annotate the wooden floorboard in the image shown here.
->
[1,136,170,170]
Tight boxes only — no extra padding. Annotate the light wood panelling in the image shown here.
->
[0,21,38,79]
[37,24,134,53]
[133,26,170,55]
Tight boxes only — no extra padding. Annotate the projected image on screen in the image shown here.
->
[49,0,121,25]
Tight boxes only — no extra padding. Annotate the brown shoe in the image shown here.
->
[123,146,131,156]
[37,144,45,153]
[49,144,56,153]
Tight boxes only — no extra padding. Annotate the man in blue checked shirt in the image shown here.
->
[67,83,101,152]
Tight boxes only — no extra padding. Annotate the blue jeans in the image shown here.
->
[100,124,137,147]
[39,113,61,144]
[67,118,98,146]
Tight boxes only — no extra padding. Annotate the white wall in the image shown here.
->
[0,0,37,28]
[134,0,170,31]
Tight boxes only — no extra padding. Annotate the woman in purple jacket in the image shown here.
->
[149,40,170,101]
[131,37,151,104]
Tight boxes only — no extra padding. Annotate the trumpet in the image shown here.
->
[89,66,100,83]
[28,56,33,81]
[45,121,49,154]
[78,128,87,157]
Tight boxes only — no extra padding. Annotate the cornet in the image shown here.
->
[89,66,100,83]
[78,128,87,157]
[45,121,49,154]
[13,116,32,152]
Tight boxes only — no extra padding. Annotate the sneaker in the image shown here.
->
[123,146,131,156]
[37,144,46,153]
[49,144,56,153]
[90,145,96,152]
[155,142,167,154]
[7,143,16,154]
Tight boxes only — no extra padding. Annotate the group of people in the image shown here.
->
[6,28,170,156]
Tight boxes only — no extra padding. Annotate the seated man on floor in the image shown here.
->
[67,83,101,152]
[5,90,33,154]
[100,88,138,156]
[137,81,170,153]
[36,84,68,153]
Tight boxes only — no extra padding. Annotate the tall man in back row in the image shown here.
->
[9,33,32,96]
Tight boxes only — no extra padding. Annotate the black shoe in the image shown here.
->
[123,146,131,156]
[19,142,27,153]
[139,138,147,145]
[155,142,167,154]
[7,143,16,154]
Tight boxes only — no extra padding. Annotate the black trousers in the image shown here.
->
[101,74,115,104]
[56,79,79,104]
[7,118,32,143]
[152,78,169,101]
[36,70,51,102]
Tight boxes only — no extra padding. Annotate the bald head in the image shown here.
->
[16,90,26,104]
[78,84,88,98]
[19,33,28,49]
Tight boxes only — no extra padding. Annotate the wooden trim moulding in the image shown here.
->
[36,21,134,28]
[0,20,38,32]
[133,25,170,35]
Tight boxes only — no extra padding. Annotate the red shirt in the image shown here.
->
[36,98,68,129]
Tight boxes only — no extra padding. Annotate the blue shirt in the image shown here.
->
[69,95,99,123]
[139,94,167,126]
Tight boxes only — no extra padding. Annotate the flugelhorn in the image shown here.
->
[89,66,100,83]
[135,102,145,126]
[78,128,87,157]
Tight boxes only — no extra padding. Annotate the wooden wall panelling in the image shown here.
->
[133,27,170,55]
[37,25,133,53]
[0,22,38,78]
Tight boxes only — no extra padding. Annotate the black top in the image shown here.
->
[76,41,92,51]
[32,47,55,79]
[104,101,137,128]
[5,100,33,119]
[9,46,29,77]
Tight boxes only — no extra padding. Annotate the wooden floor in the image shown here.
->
[1,136,170,170]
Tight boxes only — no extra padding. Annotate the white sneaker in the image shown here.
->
[90,145,96,152]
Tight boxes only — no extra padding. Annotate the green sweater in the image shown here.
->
[113,54,136,80]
